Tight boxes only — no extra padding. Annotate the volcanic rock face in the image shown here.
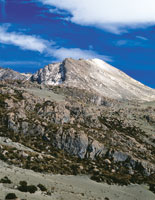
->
[31,58,155,101]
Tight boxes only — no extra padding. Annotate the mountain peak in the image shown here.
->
[31,58,155,101]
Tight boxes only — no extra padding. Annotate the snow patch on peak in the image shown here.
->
[88,58,119,74]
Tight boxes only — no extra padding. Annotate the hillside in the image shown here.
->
[0,59,154,199]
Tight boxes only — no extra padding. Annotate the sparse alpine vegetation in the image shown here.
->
[0,69,155,199]
[0,80,154,190]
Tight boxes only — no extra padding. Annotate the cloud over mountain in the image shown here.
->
[0,25,111,61]
[0,26,49,53]
[38,0,155,33]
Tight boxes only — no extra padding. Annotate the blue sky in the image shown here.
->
[0,0,155,88]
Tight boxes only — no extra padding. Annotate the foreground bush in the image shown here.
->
[0,176,12,184]
[18,180,37,193]
[5,193,17,199]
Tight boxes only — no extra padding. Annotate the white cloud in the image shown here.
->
[114,39,148,47]
[0,25,112,62]
[51,48,112,61]
[38,0,155,33]
[115,40,129,46]
[0,26,49,53]
[49,8,68,15]
[136,36,148,41]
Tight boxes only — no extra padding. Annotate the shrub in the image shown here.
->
[27,185,38,193]
[5,193,17,199]
[149,184,155,193]
[18,181,37,193]
[0,176,12,184]
[18,184,28,192]
[37,183,47,191]
[19,180,27,186]
[18,181,28,192]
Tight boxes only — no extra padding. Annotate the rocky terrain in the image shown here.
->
[0,59,155,199]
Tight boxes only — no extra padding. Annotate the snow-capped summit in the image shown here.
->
[31,58,155,101]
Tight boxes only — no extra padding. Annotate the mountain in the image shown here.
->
[0,67,30,81]
[0,59,155,199]
[31,58,155,101]
[1,58,155,101]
